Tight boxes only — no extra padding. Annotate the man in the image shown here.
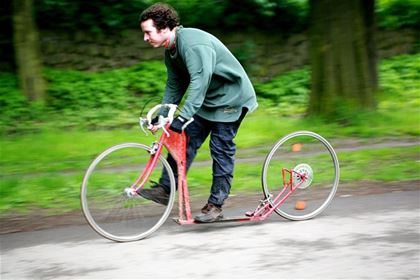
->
[138,3,257,223]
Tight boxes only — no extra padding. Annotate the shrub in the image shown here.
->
[254,67,310,115]
[377,0,420,29]
[1,54,419,134]
[0,61,167,133]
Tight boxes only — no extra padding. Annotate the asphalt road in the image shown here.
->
[1,189,420,279]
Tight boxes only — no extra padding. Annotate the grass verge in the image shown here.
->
[1,145,419,214]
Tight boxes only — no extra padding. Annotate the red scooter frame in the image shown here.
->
[132,125,309,225]
[81,104,339,242]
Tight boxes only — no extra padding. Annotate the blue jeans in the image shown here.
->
[159,109,247,207]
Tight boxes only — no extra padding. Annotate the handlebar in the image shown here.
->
[147,104,177,125]
[139,104,194,136]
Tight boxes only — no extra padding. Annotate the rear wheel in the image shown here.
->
[261,131,339,220]
[81,143,176,242]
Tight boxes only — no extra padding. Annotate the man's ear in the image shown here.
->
[158,27,170,34]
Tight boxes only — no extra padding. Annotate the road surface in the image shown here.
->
[1,189,420,279]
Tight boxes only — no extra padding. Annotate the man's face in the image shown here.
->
[140,19,168,48]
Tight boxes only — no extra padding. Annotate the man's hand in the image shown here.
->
[148,115,161,134]
[150,116,160,126]
[169,116,187,134]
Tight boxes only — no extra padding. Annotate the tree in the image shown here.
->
[308,0,377,119]
[13,0,45,101]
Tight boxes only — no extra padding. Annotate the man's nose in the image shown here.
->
[144,34,149,42]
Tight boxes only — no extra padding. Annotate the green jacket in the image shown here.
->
[163,26,258,122]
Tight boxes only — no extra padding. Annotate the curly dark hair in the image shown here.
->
[139,3,180,31]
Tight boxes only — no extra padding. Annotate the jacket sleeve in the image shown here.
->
[180,45,216,119]
[161,52,186,115]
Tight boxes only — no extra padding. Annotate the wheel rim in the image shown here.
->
[262,131,339,220]
[81,143,175,242]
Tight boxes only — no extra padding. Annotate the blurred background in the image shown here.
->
[0,0,419,224]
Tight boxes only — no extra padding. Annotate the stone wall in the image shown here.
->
[39,28,418,80]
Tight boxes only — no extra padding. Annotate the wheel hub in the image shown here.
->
[292,163,313,189]
[124,187,137,198]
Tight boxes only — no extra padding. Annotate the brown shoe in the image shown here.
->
[194,203,223,223]
[200,203,212,214]
[137,185,169,206]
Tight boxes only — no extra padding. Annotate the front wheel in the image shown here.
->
[81,143,176,242]
[261,131,339,220]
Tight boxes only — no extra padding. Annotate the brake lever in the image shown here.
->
[139,117,149,136]
[182,117,194,130]
[161,125,170,137]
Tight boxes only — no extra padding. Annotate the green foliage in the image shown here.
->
[0,73,47,133]
[219,0,308,32]
[0,61,166,133]
[34,0,151,33]
[1,54,419,214]
[376,0,420,29]
[32,0,309,33]
[255,53,420,126]
[231,40,258,72]
[254,67,310,115]
[375,54,420,135]
[1,54,419,135]
[378,53,420,103]
[166,0,228,30]
[31,0,420,33]
[1,0,418,71]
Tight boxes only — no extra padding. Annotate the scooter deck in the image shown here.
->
[173,215,253,225]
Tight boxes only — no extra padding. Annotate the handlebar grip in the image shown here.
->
[146,104,178,126]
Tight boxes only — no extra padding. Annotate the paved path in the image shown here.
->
[1,189,419,279]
